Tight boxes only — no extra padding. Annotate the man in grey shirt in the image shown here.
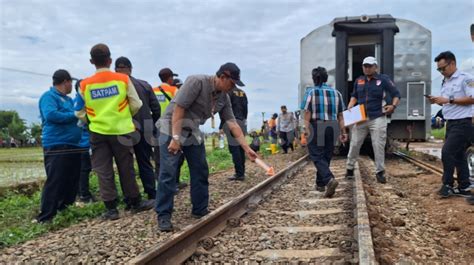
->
[155,62,258,231]
[277,105,296,153]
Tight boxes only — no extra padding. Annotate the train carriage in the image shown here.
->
[300,14,431,141]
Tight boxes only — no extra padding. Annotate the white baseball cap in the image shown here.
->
[362,56,378,65]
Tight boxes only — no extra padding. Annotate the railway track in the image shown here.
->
[131,156,376,264]
[392,151,442,176]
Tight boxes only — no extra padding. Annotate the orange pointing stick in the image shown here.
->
[255,158,275,176]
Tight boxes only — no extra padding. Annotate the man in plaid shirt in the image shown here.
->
[302,67,348,197]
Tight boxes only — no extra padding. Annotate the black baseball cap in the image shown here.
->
[216,62,244,87]
[173,78,183,87]
[52,69,72,85]
[115,56,132,68]
[159,68,178,82]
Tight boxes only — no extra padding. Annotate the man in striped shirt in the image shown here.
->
[302,67,348,198]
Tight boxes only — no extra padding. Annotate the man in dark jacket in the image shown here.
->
[115,56,161,200]
[219,86,248,181]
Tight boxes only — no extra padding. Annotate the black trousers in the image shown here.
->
[228,144,246,177]
[442,118,473,189]
[279,131,295,153]
[307,123,336,187]
[37,145,81,222]
[79,151,92,199]
[134,131,157,199]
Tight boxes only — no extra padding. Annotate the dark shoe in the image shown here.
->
[177,182,188,190]
[316,186,325,192]
[191,211,209,219]
[466,196,474,205]
[147,193,156,200]
[158,217,173,232]
[79,195,97,203]
[324,178,339,198]
[34,217,53,224]
[345,169,354,180]
[228,174,245,181]
[453,187,473,198]
[131,199,155,214]
[101,209,119,220]
[376,171,386,184]
[438,184,454,198]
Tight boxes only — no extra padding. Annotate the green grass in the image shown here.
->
[0,143,236,248]
[431,127,446,140]
[0,147,43,162]
[0,171,105,247]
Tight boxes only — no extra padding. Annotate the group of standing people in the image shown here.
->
[37,43,258,231]
[302,52,473,205]
[36,46,473,227]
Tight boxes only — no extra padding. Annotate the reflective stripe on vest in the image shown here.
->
[80,71,135,135]
[153,84,177,115]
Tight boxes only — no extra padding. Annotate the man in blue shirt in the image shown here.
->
[345,56,400,184]
[37,69,82,223]
[428,51,473,199]
[302,66,348,197]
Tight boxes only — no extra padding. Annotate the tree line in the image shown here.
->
[0,110,41,147]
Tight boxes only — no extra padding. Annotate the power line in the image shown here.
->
[0,67,79,80]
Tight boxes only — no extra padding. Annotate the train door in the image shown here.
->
[347,42,381,99]
[332,16,398,105]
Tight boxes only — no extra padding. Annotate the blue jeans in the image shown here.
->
[155,134,209,219]
[307,122,336,187]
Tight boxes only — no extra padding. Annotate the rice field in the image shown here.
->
[0,148,45,187]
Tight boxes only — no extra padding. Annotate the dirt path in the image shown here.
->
[361,156,474,264]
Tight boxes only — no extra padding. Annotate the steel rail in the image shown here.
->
[130,154,309,265]
[393,151,442,176]
[353,161,376,264]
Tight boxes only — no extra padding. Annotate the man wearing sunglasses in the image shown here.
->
[155,62,258,231]
[428,51,474,199]
[345,56,400,184]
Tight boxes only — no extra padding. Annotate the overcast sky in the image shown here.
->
[0,0,473,131]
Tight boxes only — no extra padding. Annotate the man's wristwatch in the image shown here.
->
[172,134,180,142]
[449,95,454,104]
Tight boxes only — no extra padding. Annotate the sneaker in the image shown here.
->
[158,217,173,232]
[453,187,473,198]
[316,186,325,192]
[131,199,155,214]
[466,196,474,205]
[191,210,209,219]
[228,175,245,181]
[324,178,339,198]
[376,171,387,184]
[345,169,354,180]
[438,184,454,198]
[102,209,120,220]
